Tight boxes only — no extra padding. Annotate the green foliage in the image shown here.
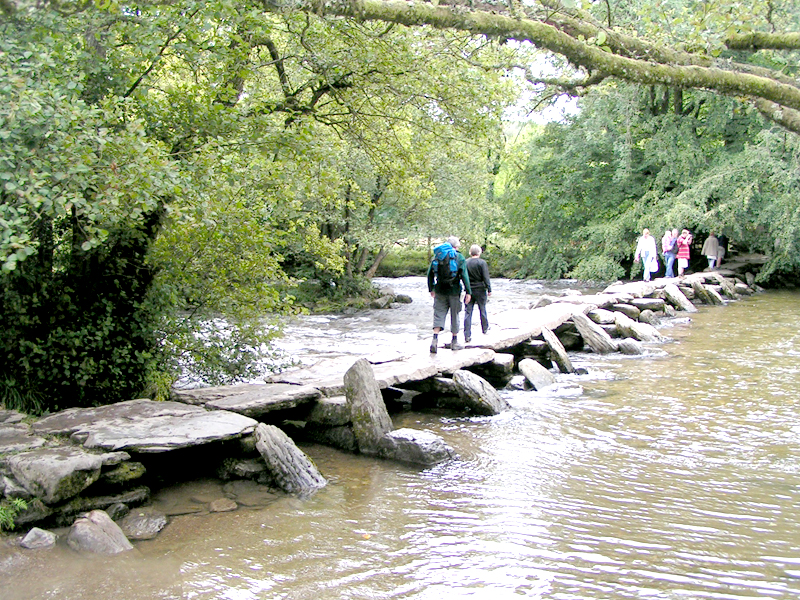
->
[1,26,179,411]
[568,255,626,282]
[0,0,522,410]
[0,498,27,531]
[500,81,790,279]
[375,247,430,277]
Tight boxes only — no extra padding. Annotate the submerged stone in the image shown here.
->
[120,506,168,540]
[67,510,133,555]
[379,428,455,466]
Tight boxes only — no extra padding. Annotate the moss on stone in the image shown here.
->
[101,462,146,485]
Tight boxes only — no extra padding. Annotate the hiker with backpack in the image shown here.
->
[427,236,471,353]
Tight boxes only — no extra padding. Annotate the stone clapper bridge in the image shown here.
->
[0,267,761,542]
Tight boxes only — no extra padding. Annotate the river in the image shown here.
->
[3,278,800,599]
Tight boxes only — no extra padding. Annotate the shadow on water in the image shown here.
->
[4,285,800,599]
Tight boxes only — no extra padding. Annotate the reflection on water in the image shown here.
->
[4,287,800,599]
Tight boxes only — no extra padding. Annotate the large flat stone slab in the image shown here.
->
[33,399,258,453]
[173,383,322,417]
[33,399,199,435]
[5,447,126,504]
[269,347,497,397]
[0,409,26,424]
[0,423,47,453]
[602,281,658,297]
[549,292,634,309]
[483,303,587,351]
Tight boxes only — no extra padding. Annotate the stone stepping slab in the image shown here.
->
[32,399,257,453]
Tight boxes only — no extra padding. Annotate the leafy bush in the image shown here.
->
[374,248,430,277]
[0,498,27,532]
[568,255,626,282]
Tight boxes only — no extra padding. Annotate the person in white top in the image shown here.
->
[634,228,659,281]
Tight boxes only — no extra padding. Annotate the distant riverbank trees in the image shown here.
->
[499,82,800,285]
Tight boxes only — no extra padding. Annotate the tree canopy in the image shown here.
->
[0,0,515,412]
[500,82,800,281]
[245,0,800,135]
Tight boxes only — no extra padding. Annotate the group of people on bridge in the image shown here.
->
[426,236,492,353]
[634,228,729,281]
[423,227,731,352]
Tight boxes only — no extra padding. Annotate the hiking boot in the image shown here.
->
[429,341,438,354]
[449,341,462,351]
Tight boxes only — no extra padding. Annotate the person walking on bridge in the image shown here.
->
[463,244,492,343]
[702,232,720,269]
[634,228,658,282]
[427,236,471,353]
[662,228,678,278]
[676,229,693,276]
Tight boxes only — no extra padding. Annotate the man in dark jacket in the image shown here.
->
[463,244,492,343]
[427,236,471,353]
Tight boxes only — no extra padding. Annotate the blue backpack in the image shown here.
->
[432,243,459,287]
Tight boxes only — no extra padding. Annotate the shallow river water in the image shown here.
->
[3,279,800,600]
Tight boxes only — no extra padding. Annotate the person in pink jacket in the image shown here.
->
[676,229,693,276]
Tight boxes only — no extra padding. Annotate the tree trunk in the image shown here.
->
[355,246,370,273]
[364,247,390,279]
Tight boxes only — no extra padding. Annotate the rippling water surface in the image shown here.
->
[3,282,800,600]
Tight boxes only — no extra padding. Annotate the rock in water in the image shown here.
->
[663,283,697,312]
[343,358,393,456]
[587,308,617,324]
[67,510,133,555]
[711,273,737,299]
[518,358,556,391]
[452,370,510,415]
[119,507,168,540]
[629,297,666,312]
[691,280,722,305]
[612,303,641,320]
[254,423,327,496]
[571,312,618,354]
[617,338,645,355]
[541,326,575,373]
[379,428,455,466]
[6,447,105,504]
[20,527,57,550]
[614,312,665,342]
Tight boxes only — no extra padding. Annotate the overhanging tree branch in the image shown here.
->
[726,32,800,50]
[256,0,800,134]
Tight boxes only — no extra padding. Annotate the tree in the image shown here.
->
[0,0,517,412]
[249,0,800,135]
[501,80,800,283]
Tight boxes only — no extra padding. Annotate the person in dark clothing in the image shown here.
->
[463,244,492,343]
[427,236,471,353]
[717,233,729,266]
